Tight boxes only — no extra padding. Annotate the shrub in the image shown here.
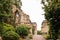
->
[37,31,42,35]
[2,23,15,34]
[2,31,20,40]
[15,25,30,38]
[0,23,3,35]
[0,23,15,36]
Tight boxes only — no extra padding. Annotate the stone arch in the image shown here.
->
[14,10,21,27]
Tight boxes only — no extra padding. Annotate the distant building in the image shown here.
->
[32,22,37,35]
[41,20,49,34]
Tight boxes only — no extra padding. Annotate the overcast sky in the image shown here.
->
[21,0,45,30]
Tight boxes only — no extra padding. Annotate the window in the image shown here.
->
[16,12,19,17]
[15,10,20,24]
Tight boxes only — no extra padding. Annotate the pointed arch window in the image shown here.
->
[14,10,20,24]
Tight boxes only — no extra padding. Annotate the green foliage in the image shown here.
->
[2,23,15,34]
[0,0,13,23]
[42,0,60,40]
[2,31,20,40]
[0,23,20,40]
[32,27,35,35]
[0,0,22,40]
[0,0,22,24]
[14,0,22,9]
[0,23,3,35]
[15,25,30,38]
[0,23,15,36]
[37,31,42,35]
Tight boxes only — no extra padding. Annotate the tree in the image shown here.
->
[0,0,22,35]
[14,0,22,9]
[2,31,20,40]
[0,0,13,23]
[0,0,14,35]
[0,0,22,24]
[0,0,22,40]
[15,25,30,38]
[42,0,60,40]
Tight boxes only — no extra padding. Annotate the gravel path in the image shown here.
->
[32,35,46,40]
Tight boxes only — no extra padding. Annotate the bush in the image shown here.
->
[0,23,15,36]
[0,23,3,35]
[2,23,15,34]
[15,25,30,38]
[2,31,20,40]
[37,31,42,35]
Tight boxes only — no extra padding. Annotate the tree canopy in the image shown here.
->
[42,0,60,40]
[0,0,13,23]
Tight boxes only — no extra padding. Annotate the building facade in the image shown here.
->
[41,20,49,34]
[12,4,37,35]
[41,20,49,38]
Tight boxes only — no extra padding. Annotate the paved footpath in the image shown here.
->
[32,35,46,40]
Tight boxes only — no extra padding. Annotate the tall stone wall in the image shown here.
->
[12,5,37,35]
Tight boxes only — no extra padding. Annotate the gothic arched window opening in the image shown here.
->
[14,10,20,27]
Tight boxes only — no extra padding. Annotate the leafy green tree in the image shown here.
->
[42,0,60,40]
[0,0,22,34]
[0,0,13,23]
[14,0,22,9]
[0,0,22,40]
[2,31,20,40]
[0,0,22,24]
[15,25,30,38]
[0,0,14,35]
